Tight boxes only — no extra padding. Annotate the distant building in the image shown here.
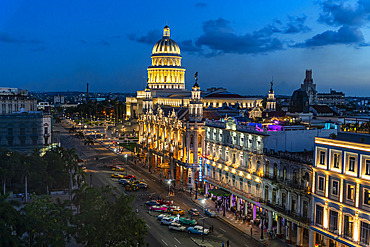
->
[290,89,309,113]
[125,25,262,118]
[54,95,65,105]
[310,105,339,117]
[0,88,52,153]
[266,81,276,112]
[0,111,52,153]
[317,89,345,106]
[0,88,37,114]
[301,70,317,105]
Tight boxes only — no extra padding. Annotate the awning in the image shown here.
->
[209,188,231,196]
[310,226,357,247]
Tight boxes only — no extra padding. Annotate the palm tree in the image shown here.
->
[69,126,77,133]
[75,131,85,140]
[84,137,94,151]
[20,161,31,204]
[61,148,78,202]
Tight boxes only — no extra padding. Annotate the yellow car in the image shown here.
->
[131,180,141,185]
[111,173,124,179]
[171,208,185,216]
[112,167,124,172]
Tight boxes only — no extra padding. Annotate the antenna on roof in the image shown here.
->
[143,75,145,90]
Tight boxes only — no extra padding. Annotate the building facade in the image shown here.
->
[317,90,345,106]
[311,137,370,247]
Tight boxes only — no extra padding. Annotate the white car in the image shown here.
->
[161,217,174,225]
[187,225,210,235]
[157,214,172,220]
[168,222,186,232]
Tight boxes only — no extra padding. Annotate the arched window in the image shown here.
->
[273,163,278,178]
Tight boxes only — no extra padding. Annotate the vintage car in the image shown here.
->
[187,226,209,235]
[204,208,217,218]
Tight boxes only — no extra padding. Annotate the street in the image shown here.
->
[57,121,264,247]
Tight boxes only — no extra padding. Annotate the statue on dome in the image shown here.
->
[195,72,198,83]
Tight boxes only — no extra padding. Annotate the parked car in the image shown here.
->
[179,217,197,226]
[112,167,124,172]
[150,205,168,212]
[125,184,138,191]
[118,179,130,185]
[161,217,174,225]
[157,214,173,220]
[187,226,209,235]
[157,199,171,205]
[145,200,159,206]
[111,173,123,179]
[171,208,184,215]
[168,222,186,231]
[188,208,199,216]
[204,208,217,218]
[124,174,136,179]
[137,182,148,189]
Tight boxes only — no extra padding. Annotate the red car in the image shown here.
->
[157,199,172,206]
[124,175,136,179]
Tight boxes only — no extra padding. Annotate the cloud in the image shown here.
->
[194,18,284,55]
[0,32,44,44]
[318,0,370,27]
[293,25,364,47]
[195,2,206,8]
[283,15,311,34]
[180,40,202,52]
[127,29,161,45]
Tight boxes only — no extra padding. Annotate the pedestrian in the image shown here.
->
[222,242,224,247]
[227,240,229,247]
[211,225,214,232]
[250,227,252,236]
[191,214,193,219]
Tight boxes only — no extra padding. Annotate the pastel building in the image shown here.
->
[311,136,370,247]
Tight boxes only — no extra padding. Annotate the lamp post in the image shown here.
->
[168,180,171,196]
[117,142,120,154]
[94,131,96,139]
[202,199,205,242]
[109,137,111,147]
[125,154,128,176]
[195,178,198,200]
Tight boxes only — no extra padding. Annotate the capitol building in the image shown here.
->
[125,25,263,118]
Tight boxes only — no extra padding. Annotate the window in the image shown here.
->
[347,184,354,200]
[20,127,25,136]
[364,189,370,205]
[349,157,355,172]
[320,151,325,165]
[8,139,13,146]
[32,127,37,135]
[333,154,339,168]
[329,210,338,231]
[332,180,339,195]
[318,177,324,191]
[8,128,13,136]
[343,215,354,238]
[316,205,323,225]
[361,222,370,245]
[366,160,370,175]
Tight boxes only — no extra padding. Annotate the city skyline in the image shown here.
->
[1,0,370,96]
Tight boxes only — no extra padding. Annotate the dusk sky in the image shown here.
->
[1,0,370,96]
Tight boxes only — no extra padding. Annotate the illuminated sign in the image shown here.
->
[199,157,202,182]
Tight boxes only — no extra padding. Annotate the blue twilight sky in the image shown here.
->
[1,0,370,96]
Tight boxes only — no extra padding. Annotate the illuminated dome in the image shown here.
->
[152,25,181,55]
[147,25,186,90]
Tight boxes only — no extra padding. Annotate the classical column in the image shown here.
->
[253,204,256,220]
[236,197,240,211]
[297,226,303,247]
[244,200,248,215]
[229,194,233,210]
[286,221,292,244]
[268,210,273,231]
[277,216,282,238]
[308,229,314,247]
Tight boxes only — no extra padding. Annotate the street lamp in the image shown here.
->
[125,154,128,176]
[201,199,206,243]
[168,180,171,196]
[94,131,96,139]
[109,137,111,147]
[117,142,120,154]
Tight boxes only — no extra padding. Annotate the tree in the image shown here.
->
[22,195,72,247]
[72,186,147,246]
[69,126,77,134]
[0,194,24,246]
[61,148,78,202]
[84,137,94,151]
[75,131,84,140]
